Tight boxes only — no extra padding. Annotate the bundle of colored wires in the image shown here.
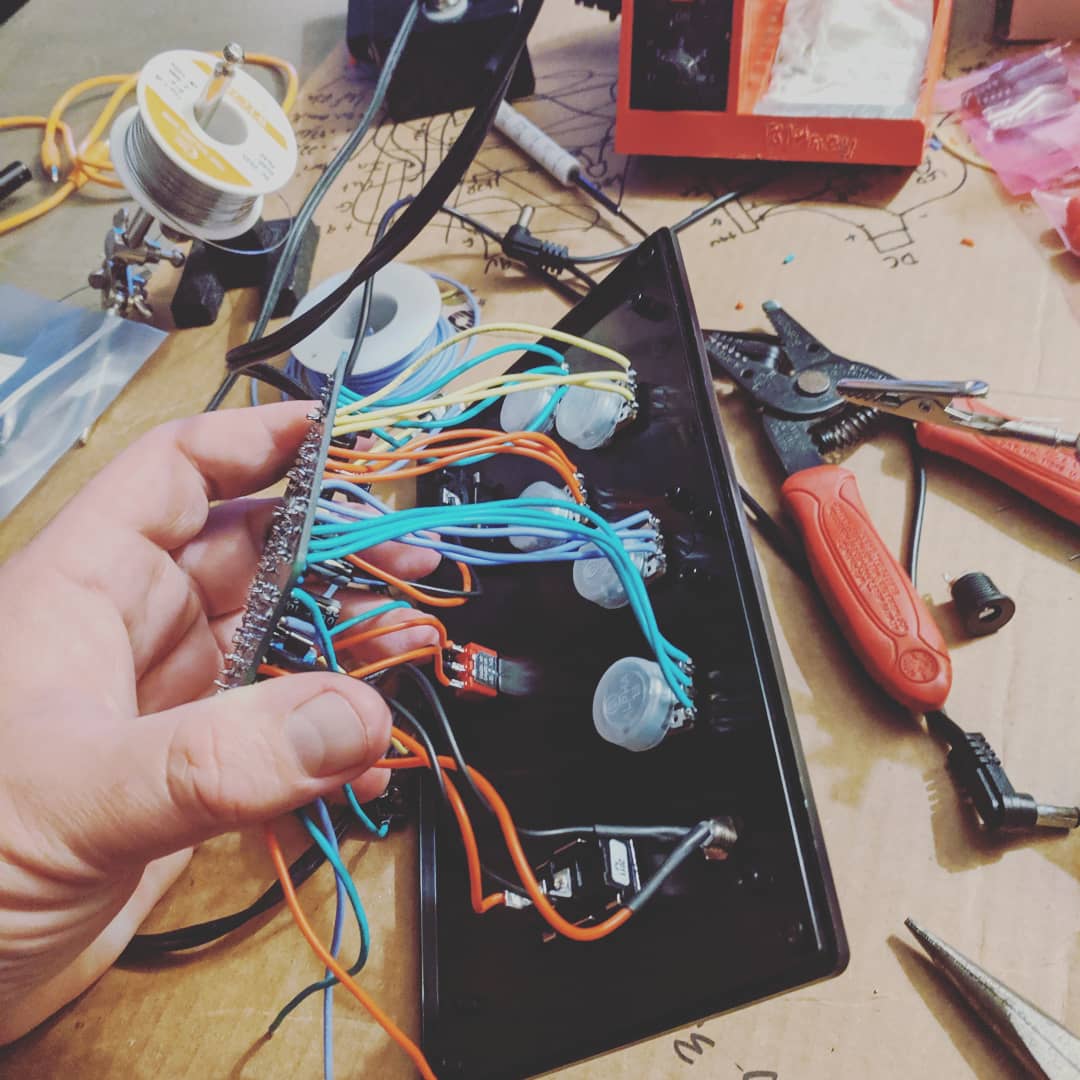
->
[333,321,634,441]
[305,491,687,706]
[0,53,297,238]
[260,664,721,1080]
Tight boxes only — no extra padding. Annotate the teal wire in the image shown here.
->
[361,342,566,409]
[267,814,374,1034]
[292,599,402,836]
[329,600,412,638]
[290,588,341,672]
[344,783,390,838]
[307,498,692,705]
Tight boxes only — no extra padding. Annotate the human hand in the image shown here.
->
[0,402,439,1044]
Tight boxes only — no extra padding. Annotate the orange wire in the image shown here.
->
[326,429,584,502]
[346,645,444,681]
[329,427,575,467]
[257,677,632,943]
[328,445,584,502]
[346,554,468,609]
[334,615,447,654]
[264,826,438,1080]
[441,772,505,914]
[383,729,634,943]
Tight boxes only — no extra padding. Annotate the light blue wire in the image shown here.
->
[300,812,373,972]
[314,506,658,567]
[318,480,654,536]
[314,798,343,1080]
[372,427,406,448]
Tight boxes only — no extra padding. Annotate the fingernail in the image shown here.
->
[286,692,369,778]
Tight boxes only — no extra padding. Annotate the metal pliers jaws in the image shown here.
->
[838,377,1080,456]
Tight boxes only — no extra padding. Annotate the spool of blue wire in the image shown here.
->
[282,263,480,404]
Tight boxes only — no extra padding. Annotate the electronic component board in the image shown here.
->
[415,231,847,1078]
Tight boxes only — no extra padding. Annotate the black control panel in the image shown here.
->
[416,232,847,1079]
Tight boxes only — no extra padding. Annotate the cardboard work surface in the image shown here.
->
[2,2,1080,1077]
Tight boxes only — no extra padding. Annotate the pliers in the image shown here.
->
[704,300,1080,715]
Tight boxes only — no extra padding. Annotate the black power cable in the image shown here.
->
[223,0,545,375]
[120,811,349,960]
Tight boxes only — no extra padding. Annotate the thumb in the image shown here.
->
[92,674,392,867]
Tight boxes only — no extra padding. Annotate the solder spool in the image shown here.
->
[111,50,297,241]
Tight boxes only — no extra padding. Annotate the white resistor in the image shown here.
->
[494,101,581,187]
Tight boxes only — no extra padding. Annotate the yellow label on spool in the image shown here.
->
[192,59,288,150]
[144,87,252,188]
[136,50,297,196]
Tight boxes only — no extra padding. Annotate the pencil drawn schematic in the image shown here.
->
[289,51,970,272]
[289,65,631,253]
[704,149,970,270]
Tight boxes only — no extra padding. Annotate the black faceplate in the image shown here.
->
[415,231,847,1079]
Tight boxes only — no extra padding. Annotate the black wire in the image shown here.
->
[566,186,757,266]
[205,361,312,413]
[205,368,241,412]
[625,821,714,912]
[396,665,707,843]
[572,173,649,239]
[395,664,490,809]
[738,484,809,577]
[566,262,600,291]
[438,205,591,303]
[439,204,502,242]
[387,694,450,807]
[120,812,349,959]
[224,0,544,373]
[479,862,527,895]
[906,426,928,585]
[519,824,694,841]
[380,683,528,898]
[266,698,442,1035]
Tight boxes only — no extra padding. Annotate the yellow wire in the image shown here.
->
[934,121,992,172]
[333,370,635,437]
[42,74,131,179]
[0,52,297,238]
[337,323,633,420]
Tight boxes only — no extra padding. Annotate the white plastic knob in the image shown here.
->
[592,656,678,752]
[499,385,556,433]
[509,480,576,552]
[573,543,647,610]
[555,384,625,451]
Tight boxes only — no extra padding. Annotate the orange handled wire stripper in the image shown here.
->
[705,300,1080,716]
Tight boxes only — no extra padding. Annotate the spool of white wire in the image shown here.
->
[111,49,297,241]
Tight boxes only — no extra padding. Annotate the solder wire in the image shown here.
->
[250,1,421,347]
[123,112,260,232]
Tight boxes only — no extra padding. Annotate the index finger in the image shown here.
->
[73,401,319,550]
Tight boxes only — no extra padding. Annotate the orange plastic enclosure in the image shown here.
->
[615,0,955,165]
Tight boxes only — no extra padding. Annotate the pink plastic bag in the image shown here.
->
[937,45,1080,252]
[1031,177,1080,254]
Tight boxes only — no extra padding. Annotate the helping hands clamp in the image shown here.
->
[87,208,185,318]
